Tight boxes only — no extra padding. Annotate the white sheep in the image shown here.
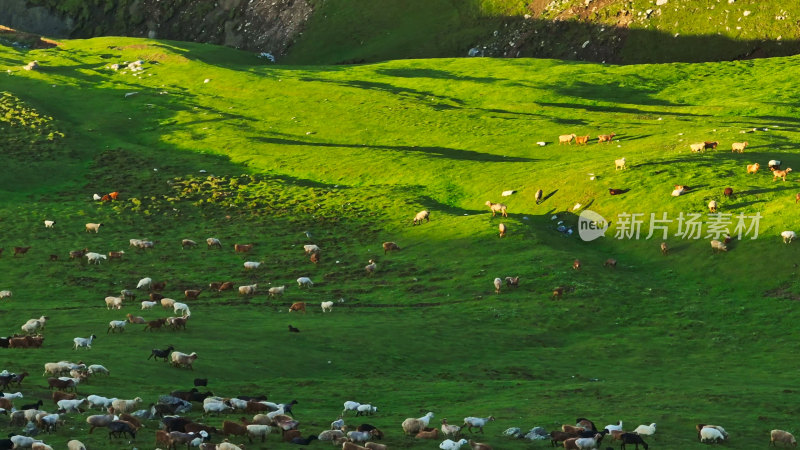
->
[39,413,61,431]
[85,222,104,233]
[462,416,494,433]
[365,259,377,274]
[331,416,345,430]
[604,420,623,432]
[782,230,797,243]
[85,252,108,264]
[268,285,285,296]
[111,397,142,414]
[0,290,12,299]
[633,423,656,436]
[87,364,110,375]
[700,426,725,443]
[136,277,152,289]
[402,412,434,435]
[413,210,430,225]
[303,244,320,254]
[203,400,232,415]
[493,278,502,294]
[86,395,116,410]
[243,261,263,270]
[297,277,314,288]
[2,391,23,399]
[161,298,176,309]
[141,300,157,309]
[575,433,602,450]
[321,301,333,312]
[44,220,55,228]
[770,429,796,447]
[439,439,468,450]
[342,400,361,415]
[206,237,222,248]
[105,296,123,310]
[107,320,126,333]
[129,238,143,248]
[67,440,86,450]
[170,351,199,369]
[10,436,43,448]
[238,283,257,295]
[21,315,48,334]
[93,193,102,201]
[711,240,728,253]
[73,334,97,350]
[57,399,86,413]
[615,157,627,170]
[690,142,705,152]
[247,424,272,442]
[357,404,377,416]
[173,302,191,316]
[318,429,345,441]
[347,430,373,442]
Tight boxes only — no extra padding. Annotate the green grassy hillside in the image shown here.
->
[1,37,800,448]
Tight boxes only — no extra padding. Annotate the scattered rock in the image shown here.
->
[656,0,668,5]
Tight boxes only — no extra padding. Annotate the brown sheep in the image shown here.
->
[773,167,793,181]
[704,141,719,150]
[796,193,800,204]
[535,189,543,204]
[597,133,616,143]
[234,243,253,253]
[724,187,733,198]
[13,246,31,257]
[218,281,234,291]
[184,289,202,300]
[661,241,669,255]
[144,318,167,331]
[485,201,508,217]
[572,259,581,270]
[747,163,760,174]
[416,429,439,439]
[52,391,77,405]
[552,287,564,299]
[382,241,400,254]
[289,302,306,313]
[505,276,519,288]
[575,135,590,145]
[222,420,247,438]
[603,258,617,268]
[310,252,320,264]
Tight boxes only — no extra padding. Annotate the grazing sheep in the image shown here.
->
[218,281,234,291]
[440,438,469,450]
[690,142,706,152]
[704,140,719,150]
[303,244,320,254]
[85,223,104,233]
[671,186,686,197]
[609,188,626,195]
[73,334,97,350]
[105,296,123,310]
[724,187,733,198]
[711,239,728,253]
[136,277,152,289]
[485,201,507,217]
[598,133,615,143]
[782,231,797,243]
[493,277,502,294]
[288,325,300,332]
[173,302,191,316]
[321,301,333,312]
[85,252,108,264]
[770,429,796,447]
[160,298,176,309]
[297,277,313,288]
[365,259,377,274]
[619,432,649,449]
[181,239,198,248]
[185,289,202,300]
[633,423,656,436]
[310,252,321,264]
[770,160,783,170]
[0,290,12,299]
[66,440,86,450]
[383,241,400,254]
[289,302,306,313]
[774,168,793,181]
[558,133,576,144]
[748,163,760,174]
[708,200,718,213]
[413,210,431,225]
[441,418,461,438]
[661,241,669,255]
[700,426,726,443]
[604,258,617,268]
[417,429,440,439]
[207,237,222,248]
[44,220,55,228]
[732,141,748,153]
[535,189,543,204]
[234,243,254,253]
[462,416,495,434]
[356,404,377,416]
[505,276,519,288]
[141,300,157,310]
[615,157,627,170]
[239,283,258,295]
[575,135,590,145]
[573,259,581,270]
[365,443,387,450]
[247,424,272,442]
[87,364,109,375]
[498,223,506,237]
[107,320,126,333]
[552,286,565,299]
[262,285,285,298]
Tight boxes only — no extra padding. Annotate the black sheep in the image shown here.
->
[148,345,174,362]
[108,420,136,440]
[193,378,208,387]
[281,399,298,415]
[290,435,318,445]
[620,432,649,450]
[288,325,300,333]
[162,416,192,433]
[19,399,43,411]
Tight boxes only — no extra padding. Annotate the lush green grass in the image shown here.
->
[1,37,800,449]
